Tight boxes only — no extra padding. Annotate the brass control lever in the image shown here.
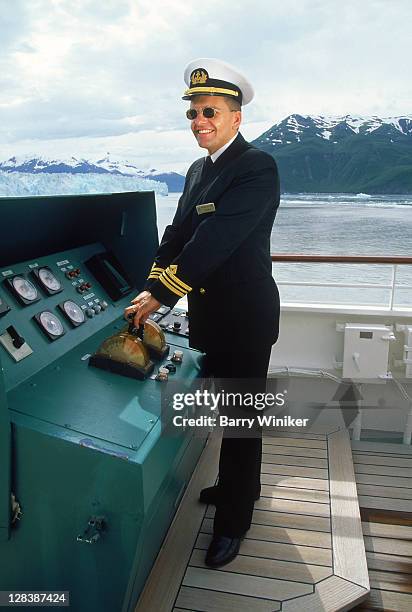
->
[126,313,144,340]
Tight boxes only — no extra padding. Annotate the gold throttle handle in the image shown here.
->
[126,312,144,340]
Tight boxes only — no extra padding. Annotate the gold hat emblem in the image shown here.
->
[191,69,208,85]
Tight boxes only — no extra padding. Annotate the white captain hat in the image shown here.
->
[182,58,254,106]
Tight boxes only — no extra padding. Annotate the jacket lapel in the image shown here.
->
[180,133,251,222]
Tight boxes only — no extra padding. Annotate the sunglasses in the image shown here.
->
[186,107,236,120]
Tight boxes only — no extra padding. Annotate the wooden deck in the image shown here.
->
[351,440,412,612]
[135,427,371,612]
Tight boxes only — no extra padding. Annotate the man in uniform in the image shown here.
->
[125,58,280,567]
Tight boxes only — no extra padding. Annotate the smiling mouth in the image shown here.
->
[196,129,214,134]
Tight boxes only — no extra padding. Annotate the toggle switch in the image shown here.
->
[0,326,33,362]
[7,325,25,349]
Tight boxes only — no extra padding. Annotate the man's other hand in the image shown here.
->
[124,291,161,327]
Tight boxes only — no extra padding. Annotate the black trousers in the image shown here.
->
[201,343,273,537]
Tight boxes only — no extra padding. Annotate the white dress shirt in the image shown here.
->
[209,132,239,163]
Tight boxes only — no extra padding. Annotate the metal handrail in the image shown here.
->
[270,254,412,311]
[271,254,412,264]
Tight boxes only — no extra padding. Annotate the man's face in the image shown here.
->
[189,95,241,155]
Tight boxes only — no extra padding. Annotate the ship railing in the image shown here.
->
[271,254,412,311]
[271,254,412,445]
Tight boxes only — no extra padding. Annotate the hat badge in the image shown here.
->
[190,69,208,86]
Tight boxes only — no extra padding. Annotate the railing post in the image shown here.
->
[389,264,398,311]
[403,403,412,445]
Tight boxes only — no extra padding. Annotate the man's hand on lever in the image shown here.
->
[124,291,161,328]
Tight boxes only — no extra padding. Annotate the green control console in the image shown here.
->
[0,192,205,612]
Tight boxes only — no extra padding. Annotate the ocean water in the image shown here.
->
[155,193,412,308]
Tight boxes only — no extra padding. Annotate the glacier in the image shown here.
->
[0,170,168,197]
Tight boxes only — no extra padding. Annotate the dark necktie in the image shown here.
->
[202,156,214,181]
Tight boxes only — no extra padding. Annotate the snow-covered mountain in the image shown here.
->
[0,154,185,192]
[254,114,412,148]
[252,114,412,194]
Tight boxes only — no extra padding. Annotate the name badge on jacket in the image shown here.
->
[196,202,215,215]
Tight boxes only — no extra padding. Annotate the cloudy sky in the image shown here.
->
[1,0,411,172]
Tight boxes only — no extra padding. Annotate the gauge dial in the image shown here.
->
[38,311,64,337]
[62,300,85,325]
[12,276,38,302]
[38,267,61,292]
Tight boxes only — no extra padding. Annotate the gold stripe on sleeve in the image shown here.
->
[164,267,192,293]
[158,274,186,297]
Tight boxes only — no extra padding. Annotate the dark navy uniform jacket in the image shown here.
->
[144,132,280,354]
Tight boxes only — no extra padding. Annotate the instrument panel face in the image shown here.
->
[5,275,40,305]
[33,266,63,294]
[59,300,85,326]
[0,243,117,391]
[0,242,192,392]
[34,310,65,340]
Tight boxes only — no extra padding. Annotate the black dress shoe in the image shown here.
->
[199,485,221,505]
[199,485,260,505]
[205,535,244,567]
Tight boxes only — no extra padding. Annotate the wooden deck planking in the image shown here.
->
[351,440,412,455]
[262,430,327,440]
[188,548,332,583]
[362,521,412,540]
[200,517,332,549]
[136,428,375,612]
[364,535,412,557]
[182,565,313,601]
[261,473,329,491]
[261,452,328,468]
[359,496,412,513]
[262,443,327,458]
[366,551,412,574]
[353,453,412,468]
[194,532,333,566]
[281,575,368,612]
[261,462,329,479]
[368,570,412,594]
[355,463,412,478]
[260,484,330,503]
[255,494,330,516]
[357,484,412,500]
[206,506,331,532]
[355,445,412,612]
[263,435,327,449]
[355,472,412,489]
[329,429,370,589]
[353,587,412,611]
[175,586,281,611]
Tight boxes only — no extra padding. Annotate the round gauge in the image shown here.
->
[12,276,38,301]
[39,311,64,337]
[63,300,85,324]
[38,267,61,292]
